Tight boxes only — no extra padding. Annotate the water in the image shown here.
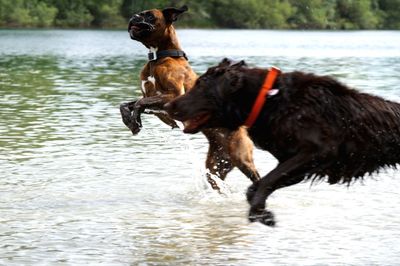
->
[1,29,400,265]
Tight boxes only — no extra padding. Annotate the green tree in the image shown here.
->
[87,0,125,27]
[0,0,56,27]
[48,0,93,27]
[121,0,172,19]
[1,0,400,29]
[30,2,58,27]
[210,0,262,28]
[289,0,336,29]
[378,0,400,29]
[0,0,13,26]
[3,0,30,27]
[257,0,294,29]
[62,8,93,27]
[336,0,382,29]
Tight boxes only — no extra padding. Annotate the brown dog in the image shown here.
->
[120,6,260,190]
[166,58,400,226]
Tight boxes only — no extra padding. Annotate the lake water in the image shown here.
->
[1,29,400,265]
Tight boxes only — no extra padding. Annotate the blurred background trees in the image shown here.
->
[0,0,399,29]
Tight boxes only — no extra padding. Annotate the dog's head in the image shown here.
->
[165,58,249,133]
[128,5,188,47]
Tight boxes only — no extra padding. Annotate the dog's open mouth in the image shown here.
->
[182,112,211,134]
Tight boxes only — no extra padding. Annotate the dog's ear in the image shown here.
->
[219,58,233,67]
[162,5,188,24]
[231,60,247,68]
[217,59,247,70]
[212,58,233,74]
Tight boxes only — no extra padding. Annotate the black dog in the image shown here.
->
[165,58,400,226]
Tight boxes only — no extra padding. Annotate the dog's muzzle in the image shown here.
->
[128,15,155,35]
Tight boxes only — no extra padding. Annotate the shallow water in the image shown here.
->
[1,29,400,265]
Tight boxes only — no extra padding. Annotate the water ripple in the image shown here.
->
[1,30,400,265]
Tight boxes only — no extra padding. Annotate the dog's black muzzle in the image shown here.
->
[128,15,155,40]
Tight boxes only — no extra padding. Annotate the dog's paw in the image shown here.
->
[129,124,141,135]
[120,104,143,135]
[120,105,133,126]
[121,113,142,135]
[248,209,276,227]
[131,115,142,135]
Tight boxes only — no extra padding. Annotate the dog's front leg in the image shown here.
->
[247,153,313,226]
[135,95,178,126]
[135,94,174,109]
[120,95,179,135]
[120,96,168,135]
[133,95,178,131]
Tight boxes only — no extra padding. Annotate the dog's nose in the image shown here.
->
[130,14,142,22]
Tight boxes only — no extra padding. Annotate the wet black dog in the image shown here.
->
[165,58,400,226]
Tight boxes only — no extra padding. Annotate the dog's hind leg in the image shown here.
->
[205,142,234,191]
[203,127,260,190]
[227,127,260,183]
[247,152,314,226]
[206,149,233,191]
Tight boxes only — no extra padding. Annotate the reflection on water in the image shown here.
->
[1,30,400,265]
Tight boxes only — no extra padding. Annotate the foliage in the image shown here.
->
[378,0,400,29]
[288,0,336,29]
[0,0,57,27]
[87,0,125,27]
[335,0,382,29]
[0,0,399,29]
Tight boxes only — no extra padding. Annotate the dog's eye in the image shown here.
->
[146,13,155,21]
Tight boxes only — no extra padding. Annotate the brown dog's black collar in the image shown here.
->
[148,50,188,61]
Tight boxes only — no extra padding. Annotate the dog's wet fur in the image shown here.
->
[166,58,400,226]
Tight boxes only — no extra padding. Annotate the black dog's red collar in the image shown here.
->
[148,50,188,61]
[244,66,281,128]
